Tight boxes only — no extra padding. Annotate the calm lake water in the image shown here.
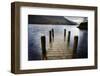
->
[28,24,88,60]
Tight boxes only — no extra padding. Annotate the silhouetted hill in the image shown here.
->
[77,22,88,30]
[28,15,77,25]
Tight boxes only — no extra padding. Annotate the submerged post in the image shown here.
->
[67,31,71,45]
[51,29,54,41]
[72,36,78,58]
[64,29,66,41]
[41,35,47,60]
[49,30,52,43]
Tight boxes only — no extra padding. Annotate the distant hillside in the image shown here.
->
[28,15,77,25]
[77,22,88,30]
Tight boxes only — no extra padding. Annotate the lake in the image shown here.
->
[28,24,88,60]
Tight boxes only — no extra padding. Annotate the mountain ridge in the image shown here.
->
[28,15,77,25]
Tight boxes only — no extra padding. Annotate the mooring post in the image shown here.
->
[52,29,54,41]
[64,29,66,41]
[49,30,52,43]
[67,31,71,45]
[72,36,78,58]
[41,35,47,60]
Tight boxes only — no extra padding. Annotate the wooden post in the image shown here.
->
[72,36,78,58]
[67,31,71,44]
[49,31,52,43]
[41,36,47,60]
[64,29,66,41]
[52,29,54,41]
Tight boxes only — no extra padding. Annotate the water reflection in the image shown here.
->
[77,30,88,58]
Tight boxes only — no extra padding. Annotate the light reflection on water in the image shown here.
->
[28,24,87,60]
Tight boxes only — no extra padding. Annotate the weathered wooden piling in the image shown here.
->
[67,31,71,44]
[49,31,52,43]
[41,36,47,60]
[64,29,66,41]
[72,36,78,58]
[52,29,54,41]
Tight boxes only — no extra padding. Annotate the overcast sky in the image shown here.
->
[64,16,88,24]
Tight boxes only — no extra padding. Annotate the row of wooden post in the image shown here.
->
[41,36,47,60]
[49,29,54,43]
[41,29,78,59]
[64,29,70,43]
